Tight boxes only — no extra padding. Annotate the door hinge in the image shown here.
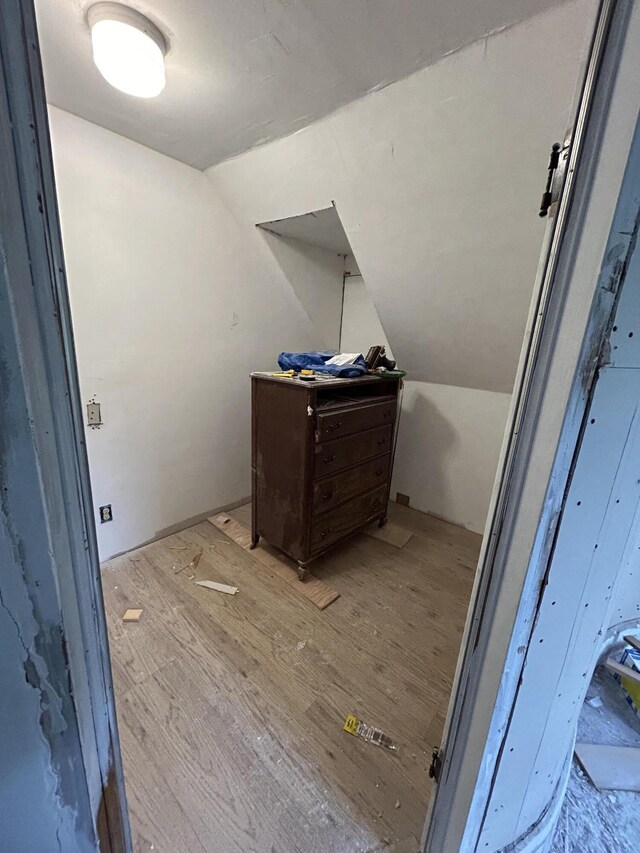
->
[538,142,561,217]
[428,746,442,783]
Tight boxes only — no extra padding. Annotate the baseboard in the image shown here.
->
[154,496,250,540]
[389,499,484,537]
[102,496,251,562]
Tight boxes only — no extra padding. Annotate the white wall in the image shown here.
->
[392,383,511,532]
[49,107,333,560]
[259,231,345,348]
[208,0,594,533]
[340,262,510,532]
[340,256,393,356]
[209,0,595,395]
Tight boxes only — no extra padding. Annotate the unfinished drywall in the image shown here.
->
[604,266,640,631]
[209,0,595,395]
[340,257,509,532]
[480,367,640,850]
[49,107,334,559]
[0,139,96,850]
[609,536,640,627]
[478,116,640,850]
[0,376,98,852]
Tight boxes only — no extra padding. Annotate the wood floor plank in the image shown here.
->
[101,502,479,852]
[209,513,340,609]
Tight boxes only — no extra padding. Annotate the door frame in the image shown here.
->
[3,0,639,850]
[0,2,130,849]
[424,0,640,849]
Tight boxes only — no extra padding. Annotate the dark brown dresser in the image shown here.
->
[251,372,402,580]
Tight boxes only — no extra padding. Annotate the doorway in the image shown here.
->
[3,1,636,849]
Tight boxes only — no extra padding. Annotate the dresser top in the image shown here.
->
[251,371,401,389]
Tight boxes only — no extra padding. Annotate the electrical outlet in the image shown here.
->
[99,504,113,523]
[87,398,102,429]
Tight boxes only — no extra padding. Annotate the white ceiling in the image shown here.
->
[257,207,352,254]
[36,0,565,170]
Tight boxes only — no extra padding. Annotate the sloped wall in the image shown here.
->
[209,0,595,394]
[340,267,511,531]
[209,0,595,532]
[259,230,345,348]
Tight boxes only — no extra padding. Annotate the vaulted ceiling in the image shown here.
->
[36,0,565,169]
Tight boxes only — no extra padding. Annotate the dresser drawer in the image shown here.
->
[315,397,396,442]
[313,425,392,478]
[312,455,390,515]
[310,485,387,552]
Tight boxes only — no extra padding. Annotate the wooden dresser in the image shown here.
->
[251,372,402,580]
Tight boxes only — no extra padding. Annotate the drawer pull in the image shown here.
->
[375,466,384,476]
[323,454,335,464]
[328,421,342,432]
[322,490,333,501]
[383,410,392,418]
[320,528,333,539]
[377,436,387,446]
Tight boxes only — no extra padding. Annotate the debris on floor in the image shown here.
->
[576,742,640,791]
[175,551,202,575]
[394,800,401,809]
[610,644,640,717]
[552,662,640,851]
[123,608,143,622]
[343,713,398,751]
[195,580,238,595]
[605,655,640,687]
[366,521,413,549]
[208,513,340,610]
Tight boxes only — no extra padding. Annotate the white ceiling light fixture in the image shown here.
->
[87,3,167,98]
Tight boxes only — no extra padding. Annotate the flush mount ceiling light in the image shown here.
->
[87,3,167,98]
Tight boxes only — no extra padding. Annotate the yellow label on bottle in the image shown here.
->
[343,714,360,735]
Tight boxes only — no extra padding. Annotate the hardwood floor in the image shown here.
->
[101,502,480,853]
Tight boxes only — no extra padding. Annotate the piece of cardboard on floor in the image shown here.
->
[575,742,640,791]
[208,514,339,610]
[366,521,413,549]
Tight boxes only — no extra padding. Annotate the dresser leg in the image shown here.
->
[297,563,310,582]
[250,533,260,550]
[378,516,388,528]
